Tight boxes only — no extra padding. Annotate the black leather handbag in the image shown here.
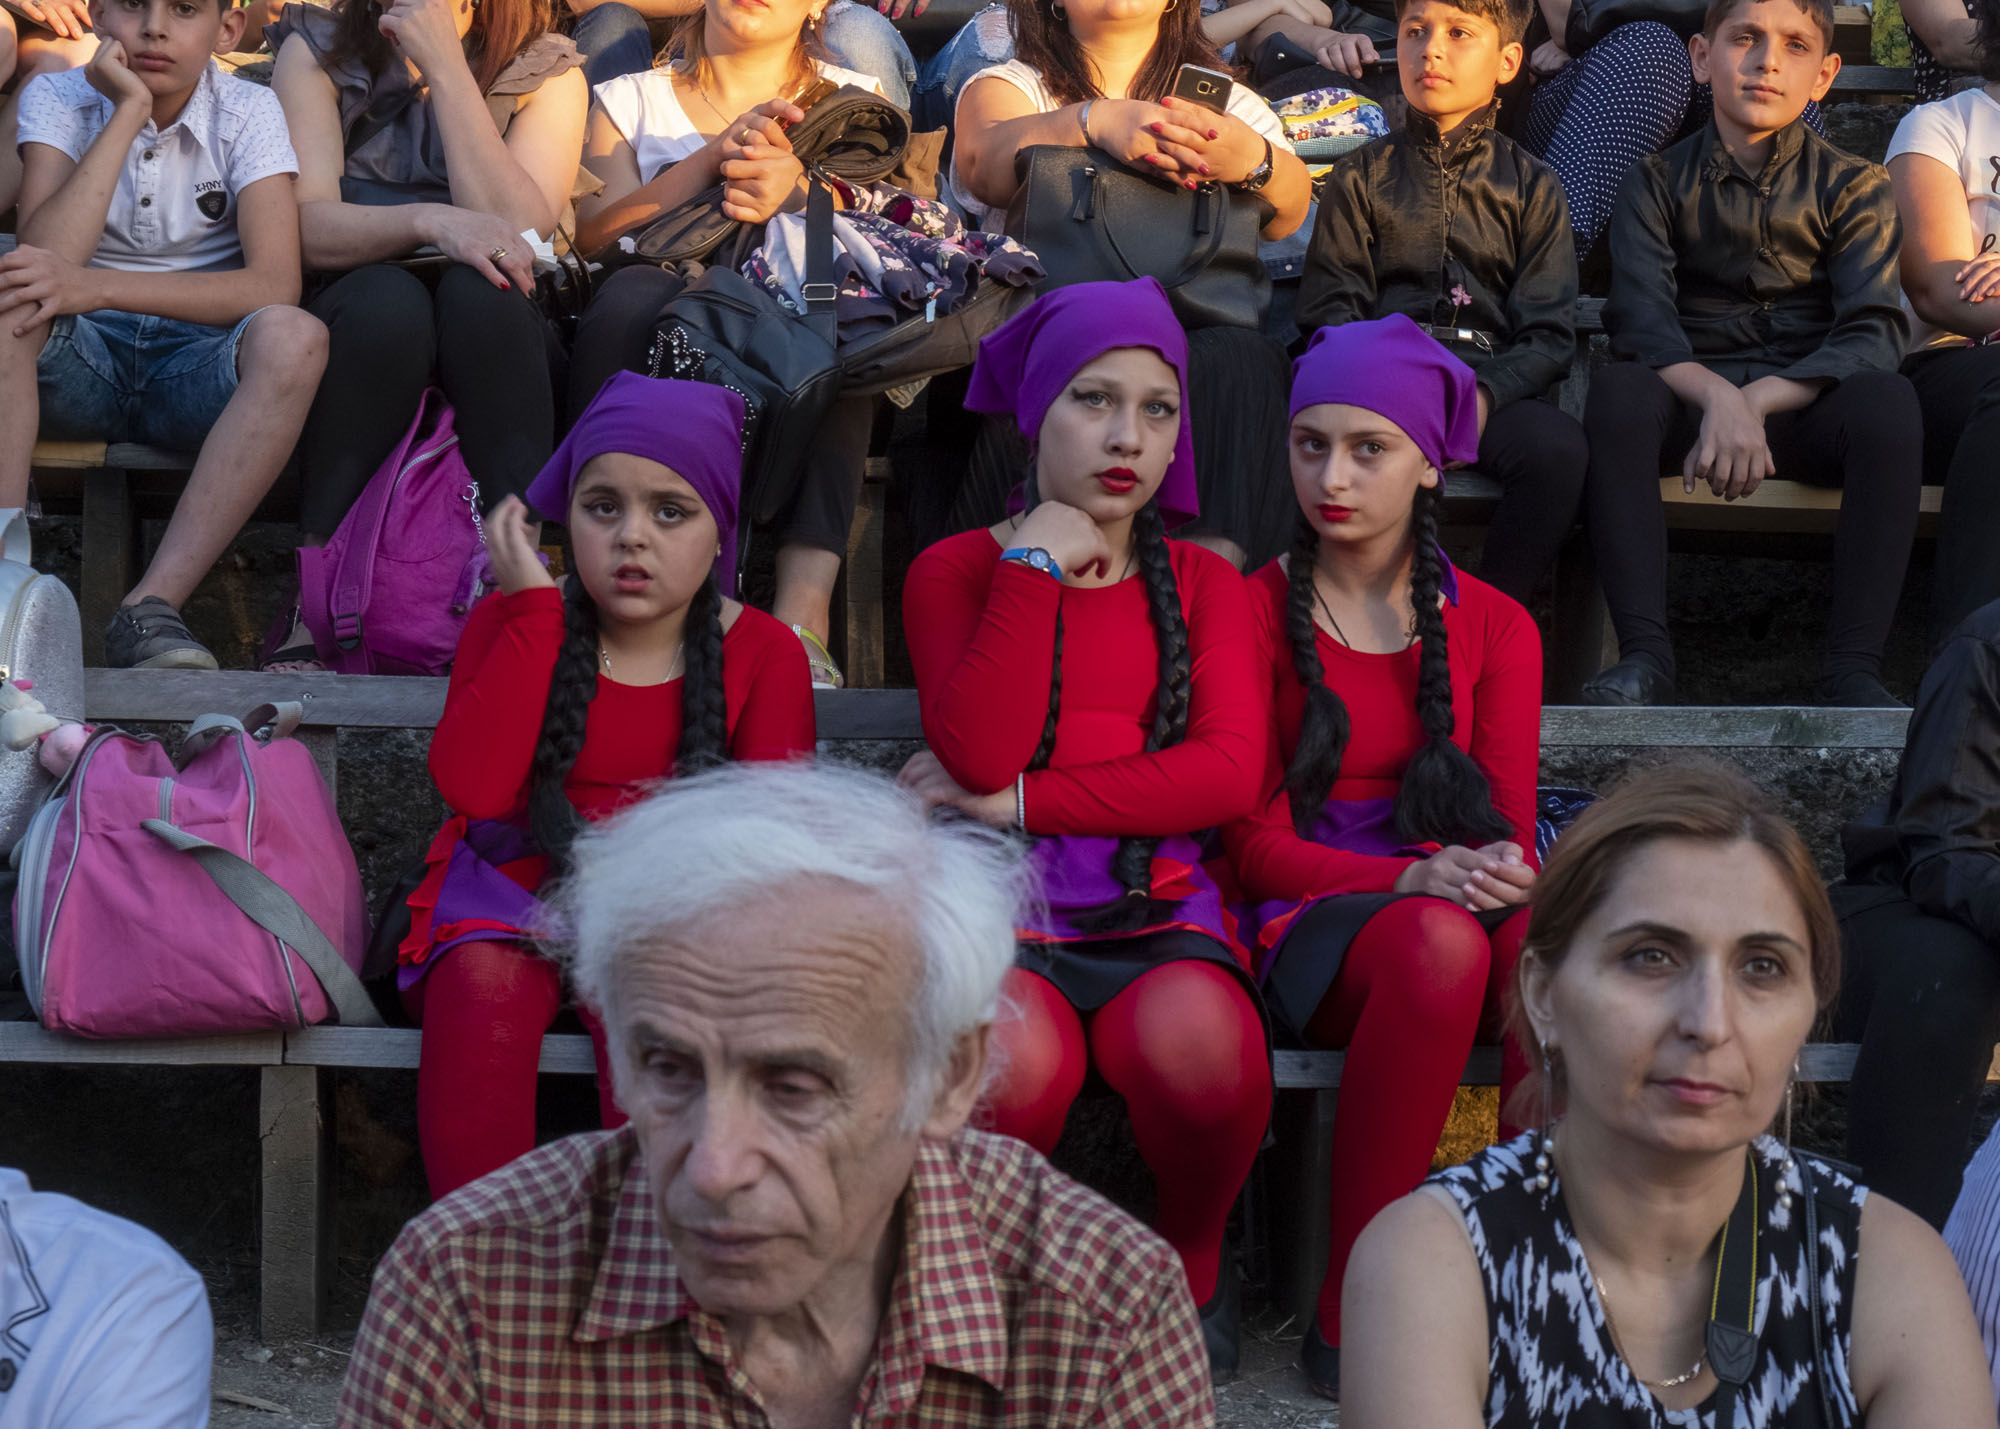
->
[1563,0,1705,53]
[623,82,915,266]
[1004,143,1275,331]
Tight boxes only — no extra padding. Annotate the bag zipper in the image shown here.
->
[236,731,306,1027]
[0,567,37,682]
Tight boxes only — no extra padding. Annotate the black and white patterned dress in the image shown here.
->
[1430,1133,1867,1428]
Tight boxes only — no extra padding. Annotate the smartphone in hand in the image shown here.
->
[1170,63,1233,114]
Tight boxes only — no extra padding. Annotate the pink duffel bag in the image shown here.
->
[14,702,382,1038]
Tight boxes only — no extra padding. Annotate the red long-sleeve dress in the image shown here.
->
[1222,558,1541,1021]
[401,586,815,978]
[904,529,1268,982]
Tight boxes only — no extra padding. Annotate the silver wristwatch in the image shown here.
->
[1238,136,1275,194]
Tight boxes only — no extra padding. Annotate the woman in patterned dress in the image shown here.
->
[1338,761,1994,1426]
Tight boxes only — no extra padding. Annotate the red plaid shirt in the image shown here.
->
[337,1126,1215,1426]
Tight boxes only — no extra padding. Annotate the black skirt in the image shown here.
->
[1262,893,1518,1044]
[1018,927,1258,1012]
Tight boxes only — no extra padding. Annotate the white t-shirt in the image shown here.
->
[592,61,884,184]
[15,61,297,275]
[948,58,1292,230]
[1886,85,2000,351]
[0,1168,212,1429]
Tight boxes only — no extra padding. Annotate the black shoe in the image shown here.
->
[1579,655,1676,707]
[1815,672,1906,708]
[1299,1320,1340,1401]
[1197,1255,1241,1383]
[103,597,217,671]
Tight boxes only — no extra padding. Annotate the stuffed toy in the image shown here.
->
[0,681,89,775]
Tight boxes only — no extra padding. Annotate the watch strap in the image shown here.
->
[1239,135,1275,193]
[999,547,1063,582]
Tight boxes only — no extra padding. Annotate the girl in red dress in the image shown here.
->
[402,372,815,1198]
[1224,315,1542,1398]
[898,277,1271,1376]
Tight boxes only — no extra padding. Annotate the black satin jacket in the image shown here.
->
[1296,106,1578,412]
[1605,118,1908,386]
[1843,601,2000,942]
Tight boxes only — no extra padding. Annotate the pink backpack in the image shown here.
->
[15,703,381,1038]
[298,388,492,676]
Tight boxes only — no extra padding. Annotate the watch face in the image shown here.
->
[1030,550,1053,571]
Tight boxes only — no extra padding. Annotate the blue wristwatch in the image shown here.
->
[1000,547,1063,582]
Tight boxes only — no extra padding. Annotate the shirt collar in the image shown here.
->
[1408,100,1498,159]
[572,1136,1011,1400]
[1700,114,1806,184]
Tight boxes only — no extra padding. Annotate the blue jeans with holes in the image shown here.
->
[570,0,916,106]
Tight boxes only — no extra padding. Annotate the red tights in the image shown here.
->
[403,940,627,1200]
[982,957,1271,1304]
[1304,898,1530,1345]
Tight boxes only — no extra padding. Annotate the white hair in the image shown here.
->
[555,761,1029,1128]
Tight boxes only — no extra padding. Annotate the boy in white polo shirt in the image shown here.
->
[0,0,324,669]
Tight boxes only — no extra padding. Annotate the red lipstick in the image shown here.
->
[1318,503,1355,523]
[1097,467,1138,494]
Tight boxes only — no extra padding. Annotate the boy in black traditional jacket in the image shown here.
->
[1581,0,1919,708]
[1297,0,1583,604]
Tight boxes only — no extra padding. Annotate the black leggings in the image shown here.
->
[1907,344,2000,641]
[1581,362,1923,683]
[300,263,556,536]
[567,264,872,556]
[1835,889,2000,1228]
[1475,399,1589,603]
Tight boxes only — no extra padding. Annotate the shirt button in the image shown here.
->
[139,196,152,207]
[143,149,155,160]
[1757,247,1771,259]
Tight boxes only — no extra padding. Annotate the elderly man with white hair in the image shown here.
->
[337,761,1216,1426]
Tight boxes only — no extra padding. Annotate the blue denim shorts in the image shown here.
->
[36,306,263,452]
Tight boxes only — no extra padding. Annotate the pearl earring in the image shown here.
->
[1530,1049,1556,1193]
[1777,1058,1798,1215]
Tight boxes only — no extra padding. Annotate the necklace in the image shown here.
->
[1310,577,1352,648]
[687,76,732,133]
[1581,1251,1708,1390]
[599,641,684,685]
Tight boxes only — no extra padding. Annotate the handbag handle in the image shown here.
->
[141,818,384,1028]
[801,169,839,349]
[1073,157,1233,293]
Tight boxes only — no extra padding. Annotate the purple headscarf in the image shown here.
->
[1289,314,1481,472]
[524,372,747,594]
[965,277,1200,528]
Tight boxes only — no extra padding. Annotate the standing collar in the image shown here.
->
[1699,114,1807,183]
[1407,100,1499,158]
[572,1137,1011,1402]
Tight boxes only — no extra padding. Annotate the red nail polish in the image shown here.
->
[1150,123,1163,133]
[499,280,510,290]
[1208,129,1219,139]
[1199,164,1210,175]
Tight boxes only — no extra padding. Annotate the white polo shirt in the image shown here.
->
[15,60,297,274]
[0,1168,212,1428]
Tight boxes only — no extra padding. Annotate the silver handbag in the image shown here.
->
[0,510,82,853]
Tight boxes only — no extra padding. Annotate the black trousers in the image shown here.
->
[1581,362,1923,683]
[1907,344,2000,641]
[567,264,872,556]
[1834,888,2000,1228]
[300,263,556,536]
[1475,398,1589,603]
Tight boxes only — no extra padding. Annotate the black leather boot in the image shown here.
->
[1197,1253,1241,1383]
[1579,654,1676,707]
[1299,1320,1340,1401]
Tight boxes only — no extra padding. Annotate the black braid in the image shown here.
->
[674,575,728,776]
[527,577,602,868]
[1019,475,1063,772]
[1282,514,1354,836]
[1070,501,1191,935]
[1394,484,1514,846]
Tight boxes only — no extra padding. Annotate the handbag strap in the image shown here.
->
[802,170,839,348]
[1080,155,1233,292]
[328,389,456,653]
[180,703,304,763]
[140,818,384,1028]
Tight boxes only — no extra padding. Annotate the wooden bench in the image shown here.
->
[3,672,1922,1339]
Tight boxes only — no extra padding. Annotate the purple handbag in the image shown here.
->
[298,388,491,676]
